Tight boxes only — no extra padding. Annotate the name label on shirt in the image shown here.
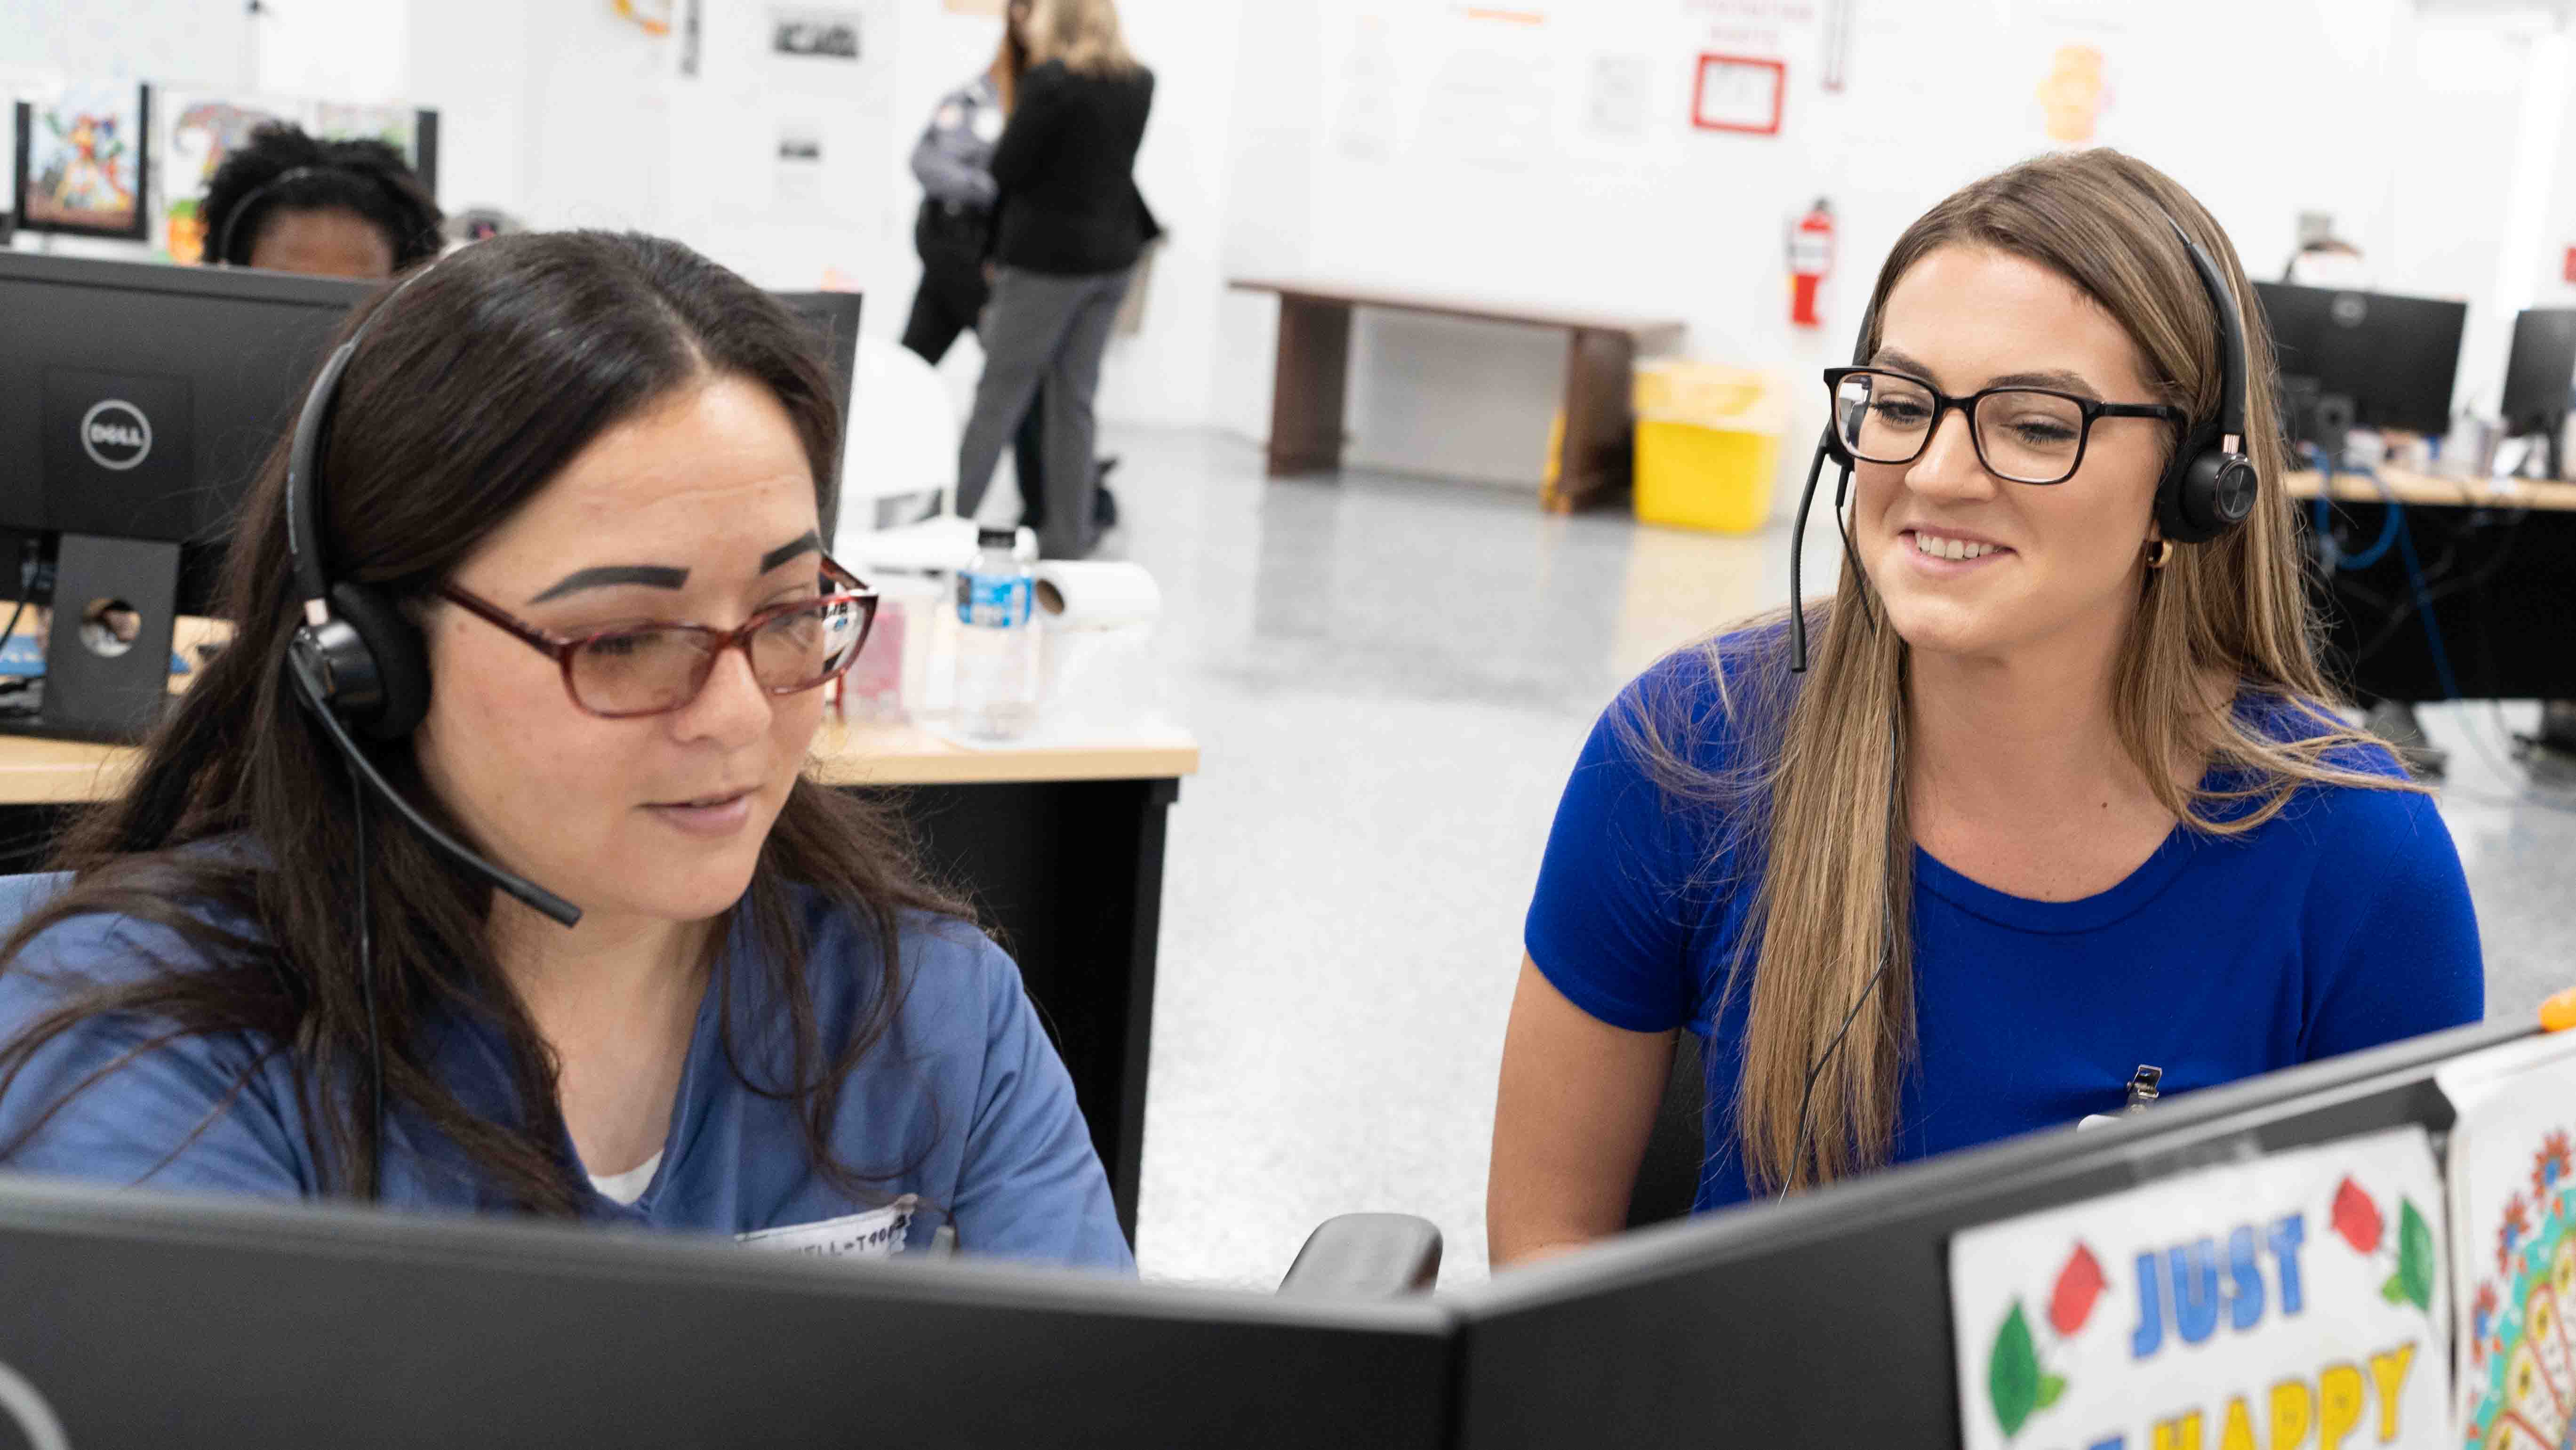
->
[736,1195,918,1260]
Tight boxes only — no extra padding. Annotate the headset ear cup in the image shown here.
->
[328,582,430,740]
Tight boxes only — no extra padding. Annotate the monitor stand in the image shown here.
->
[0,533,181,745]
[2510,411,2567,481]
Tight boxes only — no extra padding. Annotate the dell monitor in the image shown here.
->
[0,256,867,743]
[2251,282,2467,444]
[0,251,372,741]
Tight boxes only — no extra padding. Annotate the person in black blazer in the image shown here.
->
[952,0,1157,560]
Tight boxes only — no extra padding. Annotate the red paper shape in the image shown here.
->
[2332,1177,2383,1254]
[2049,1242,2106,1336]
[1691,54,1786,136]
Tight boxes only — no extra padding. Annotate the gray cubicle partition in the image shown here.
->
[1445,1015,2527,1445]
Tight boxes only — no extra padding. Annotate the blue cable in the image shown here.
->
[2307,446,2400,571]
[2308,444,2456,698]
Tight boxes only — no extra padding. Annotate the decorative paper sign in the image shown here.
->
[1691,54,1784,136]
[1950,1127,2450,1450]
[2437,1036,2576,1446]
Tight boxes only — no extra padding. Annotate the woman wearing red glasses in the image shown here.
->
[0,232,1128,1270]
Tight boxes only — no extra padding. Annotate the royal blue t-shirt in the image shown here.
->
[1525,641,2485,1213]
[0,879,1133,1271]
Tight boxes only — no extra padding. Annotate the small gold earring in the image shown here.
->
[2145,538,2174,569]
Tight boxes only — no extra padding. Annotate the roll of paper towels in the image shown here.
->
[1032,561,1160,630]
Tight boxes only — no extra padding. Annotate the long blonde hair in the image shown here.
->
[1024,0,1139,77]
[1624,149,2416,1195]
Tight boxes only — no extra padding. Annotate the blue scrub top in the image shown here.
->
[1525,638,2486,1213]
[0,880,1133,1272]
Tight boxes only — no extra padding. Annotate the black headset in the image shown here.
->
[281,270,584,929]
[214,165,323,267]
[1787,213,2259,673]
[1774,210,2259,1191]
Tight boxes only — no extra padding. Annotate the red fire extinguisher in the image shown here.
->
[1789,198,1835,328]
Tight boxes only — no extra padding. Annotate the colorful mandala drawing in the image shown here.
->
[2463,1136,2576,1449]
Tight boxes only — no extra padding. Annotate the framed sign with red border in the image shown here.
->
[1692,53,1785,136]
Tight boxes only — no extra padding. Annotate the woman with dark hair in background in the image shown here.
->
[200,122,443,280]
[952,0,1156,560]
[0,232,1129,1269]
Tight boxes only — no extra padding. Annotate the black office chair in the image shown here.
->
[1278,1214,1444,1295]
[1625,1030,1709,1229]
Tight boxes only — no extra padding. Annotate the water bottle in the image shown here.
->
[952,527,1036,739]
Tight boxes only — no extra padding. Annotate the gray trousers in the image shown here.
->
[955,264,1133,559]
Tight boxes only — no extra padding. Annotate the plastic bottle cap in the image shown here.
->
[976,527,1017,549]
[2542,987,2576,1033]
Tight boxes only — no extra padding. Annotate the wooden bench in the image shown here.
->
[1229,278,1686,512]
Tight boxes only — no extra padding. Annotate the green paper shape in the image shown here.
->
[2396,1199,2436,1313]
[1989,1300,2041,1438]
[2035,1374,2067,1410]
[2382,1274,2408,1304]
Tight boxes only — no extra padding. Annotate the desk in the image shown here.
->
[2285,467,2576,702]
[0,716,1200,1244]
[1229,278,1687,512]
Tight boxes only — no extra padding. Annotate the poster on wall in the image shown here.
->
[1949,1126,2450,1450]
[2439,1038,2576,1446]
[153,89,297,262]
[1691,54,1784,135]
[14,80,149,240]
[770,7,864,63]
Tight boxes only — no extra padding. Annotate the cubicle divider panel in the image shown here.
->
[1447,1017,2524,1447]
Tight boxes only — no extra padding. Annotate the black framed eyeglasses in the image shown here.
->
[439,556,879,719]
[1824,367,2186,486]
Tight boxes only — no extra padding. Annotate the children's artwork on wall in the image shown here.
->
[153,89,297,262]
[2439,1037,2576,1447]
[150,94,438,263]
[15,80,149,240]
[1949,1126,2451,1450]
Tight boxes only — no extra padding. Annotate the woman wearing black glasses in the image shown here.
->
[1490,150,2483,1267]
[0,232,1129,1269]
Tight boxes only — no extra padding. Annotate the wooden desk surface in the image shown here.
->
[1229,276,1687,345]
[0,717,1200,807]
[2284,466,2576,513]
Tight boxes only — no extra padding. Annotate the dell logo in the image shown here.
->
[78,399,152,472]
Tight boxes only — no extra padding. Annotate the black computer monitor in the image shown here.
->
[0,1173,1454,1447]
[0,251,371,740]
[0,257,866,742]
[2500,308,2576,478]
[2251,282,2467,440]
[773,289,862,537]
[1447,1015,2523,1446]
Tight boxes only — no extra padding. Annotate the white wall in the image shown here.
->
[8,0,2561,473]
[1212,0,2556,490]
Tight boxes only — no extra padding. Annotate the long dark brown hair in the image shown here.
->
[0,231,969,1214]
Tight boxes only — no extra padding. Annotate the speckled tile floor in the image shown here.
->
[1085,426,2576,1288]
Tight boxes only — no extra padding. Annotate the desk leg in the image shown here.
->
[1547,327,1638,513]
[1267,296,1352,477]
[876,777,1177,1248]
